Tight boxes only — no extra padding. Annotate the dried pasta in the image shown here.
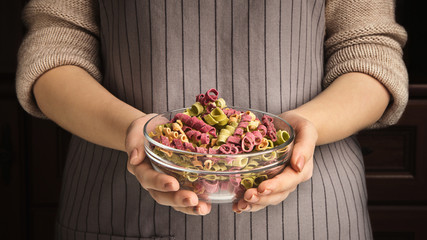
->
[148,88,292,199]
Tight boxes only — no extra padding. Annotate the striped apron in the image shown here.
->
[55,0,373,239]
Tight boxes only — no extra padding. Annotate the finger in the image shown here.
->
[234,199,252,213]
[126,114,158,166]
[290,122,317,172]
[245,191,293,208]
[126,149,146,175]
[147,188,199,207]
[128,147,145,166]
[133,160,180,192]
[239,187,292,209]
[173,201,212,216]
[251,166,305,196]
[235,199,268,213]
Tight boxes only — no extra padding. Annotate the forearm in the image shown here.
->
[290,72,390,145]
[33,65,145,151]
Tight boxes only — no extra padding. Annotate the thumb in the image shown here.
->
[289,121,317,173]
[128,148,143,166]
[126,114,157,166]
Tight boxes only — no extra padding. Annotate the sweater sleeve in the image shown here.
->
[324,0,408,128]
[16,0,101,118]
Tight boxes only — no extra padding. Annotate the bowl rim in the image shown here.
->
[143,106,295,174]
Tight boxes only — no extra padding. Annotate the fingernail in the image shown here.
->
[296,156,305,172]
[259,189,271,196]
[240,202,248,211]
[129,148,138,165]
[164,182,174,191]
[242,203,252,211]
[247,194,259,203]
[193,206,200,214]
[183,197,195,207]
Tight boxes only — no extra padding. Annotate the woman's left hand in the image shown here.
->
[232,111,317,213]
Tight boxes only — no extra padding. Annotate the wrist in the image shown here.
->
[123,113,158,153]
[280,110,320,146]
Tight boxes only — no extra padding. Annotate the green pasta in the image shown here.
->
[275,129,290,145]
[210,108,229,126]
[148,89,293,202]
[204,114,219,125]
[241,177,255,189]
[217,128,232,145]
[254,175,268,186]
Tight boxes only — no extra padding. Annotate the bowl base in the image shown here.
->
[205,194,236,204]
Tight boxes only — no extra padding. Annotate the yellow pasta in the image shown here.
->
[232,157,249,167]
[178,134,189,142]
[185,172,199,182]
[247,159,260,167]
[245,111,257,121]
[228,114,241,124]
[212,163,221,171]
[156,147,173,158]
[256,138,269,151]
[204,174,218,181]
[176,119,183,128]
[262,151,277,161]
[172,122,185,135]
[215,97,227,108]
[203,160,213,170]
[163,127,172,136]
[246,120,260,131]
[192,160,203,169]
[266,139,275,149]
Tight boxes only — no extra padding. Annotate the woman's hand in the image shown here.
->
[233,111,317,213]
[125,114,212,215]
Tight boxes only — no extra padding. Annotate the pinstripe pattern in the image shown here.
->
[55,0,372,239]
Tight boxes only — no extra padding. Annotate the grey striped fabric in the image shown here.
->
[56,0,373,239]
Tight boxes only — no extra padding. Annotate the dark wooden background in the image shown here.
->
[1,1,426,239]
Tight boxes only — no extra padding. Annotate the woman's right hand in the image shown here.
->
[125,114,212,215]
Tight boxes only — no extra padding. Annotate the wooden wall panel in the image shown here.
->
[0,83,26,240]
[1,0,425,239]
[369,206,427,240]
[358,100,427,204]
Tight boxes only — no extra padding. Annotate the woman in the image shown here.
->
[16,0,408,239]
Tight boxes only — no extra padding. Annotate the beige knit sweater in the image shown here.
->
[16,0,408,128]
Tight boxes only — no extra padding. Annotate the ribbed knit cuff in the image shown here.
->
[16,26,101,118]
[323,43,408,128]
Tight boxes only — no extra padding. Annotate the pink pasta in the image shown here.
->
[257,125,267,137]
[202,179,219,193]
[226,135,241,145]
[160,135,170,146]
[200,133,210,145]
[184,142,196,152]
[172,139,185,150]
[252,131,263,145]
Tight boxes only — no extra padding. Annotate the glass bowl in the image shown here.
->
[143,107,294,203]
